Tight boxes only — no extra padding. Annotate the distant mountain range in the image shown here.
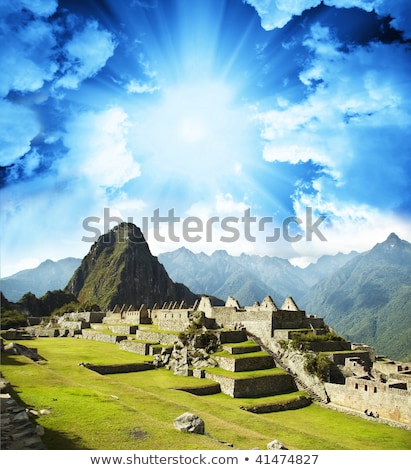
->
[157,248,359,306]
[1,230,410,361]
[0,257,81,302]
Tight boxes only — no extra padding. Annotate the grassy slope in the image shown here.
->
[1,337,410,450]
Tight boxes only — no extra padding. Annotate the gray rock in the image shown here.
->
[174,412,205,434]
[267,439,287,450]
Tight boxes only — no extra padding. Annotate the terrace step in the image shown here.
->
[205,368,296,398]
[222,342,261,354]
[214,352,275,372]
[218,330,248,344]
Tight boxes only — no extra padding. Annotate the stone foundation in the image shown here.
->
[205,371,296,398]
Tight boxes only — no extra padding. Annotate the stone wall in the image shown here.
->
[216,354,275,372]
[83,363,155,374]
[26,327,60,337]
[174,384,221,396]
[205,371,296,398]
[325,378,411,425]
[304,341,353,353]
[107,325,138,335]
[135,329,179,345]
[241,395,312,413]
[156,309,193,332]
[374,360,411,377]
[81,330,127,343]
[328,350,372,366]
[119,340,154,355]
[59,320,90,330]
[62,312,106,323]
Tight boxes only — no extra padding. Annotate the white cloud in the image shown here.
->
[290,190,411,265]
[245,0,411,38]
[56,21,116,90]
[244,0,319,30]
[0,0,57,18]
[19,0,58,17]
[126,80,159,94]
[255,28,411,176]
[0,100,40,166]
[0,15,58,97]
[61,107,141,188]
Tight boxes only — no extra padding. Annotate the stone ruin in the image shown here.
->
[10,294,410,428]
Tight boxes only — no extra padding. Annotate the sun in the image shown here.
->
[158,80,234,146]
[130,79,256,178]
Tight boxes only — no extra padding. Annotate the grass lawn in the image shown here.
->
[1,337,410,450]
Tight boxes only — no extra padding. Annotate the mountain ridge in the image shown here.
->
[301,232,411,361]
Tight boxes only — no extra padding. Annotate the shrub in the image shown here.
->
[290,331,345,350]
[303,353,332,382]
[0,309,27,329]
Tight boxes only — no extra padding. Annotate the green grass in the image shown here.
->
[204,366,287,379]
[1,337,410,450]
[212,350,270,359]
[222,340,259,348]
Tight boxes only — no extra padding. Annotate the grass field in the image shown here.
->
[1,337,410,450]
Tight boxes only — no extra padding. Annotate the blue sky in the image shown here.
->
[1,0,411,276]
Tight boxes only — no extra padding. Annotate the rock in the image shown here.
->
[174,412,205,434]
[267,439,287,450]
[3,342,42,361]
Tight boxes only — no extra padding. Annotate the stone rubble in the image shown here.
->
[1,393,47,450]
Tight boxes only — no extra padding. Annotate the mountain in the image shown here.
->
[0,257,82,302]
[299,251,359,287]
[65,223,198,310]
[158,247,356,306]
[158,248,286,306]
[302,233,411,362]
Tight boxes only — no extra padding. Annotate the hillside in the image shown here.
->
[0,258,81,302]
[65,223,198,310]
[302,233,411,361]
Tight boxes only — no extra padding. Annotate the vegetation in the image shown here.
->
[177,311,219,353]
[290,330,345,350]
[0,290,102,330]
[303,352,333,382]
[303,236,411,362]
[1,337,409,450]
[0,292,26,329]
[205,366,295,379]
[0,309,27,329]
[212,350,271,359]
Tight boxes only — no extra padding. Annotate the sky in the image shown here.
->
[1,0,411,277]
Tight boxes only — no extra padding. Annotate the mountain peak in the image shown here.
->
[385,232,400,244]
[105,222,147,243]
[66,224,197,310]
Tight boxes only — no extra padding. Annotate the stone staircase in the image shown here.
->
[246,331,329,404]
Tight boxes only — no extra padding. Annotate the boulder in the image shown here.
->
[174,412,205,434]
[267,439,287,450]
